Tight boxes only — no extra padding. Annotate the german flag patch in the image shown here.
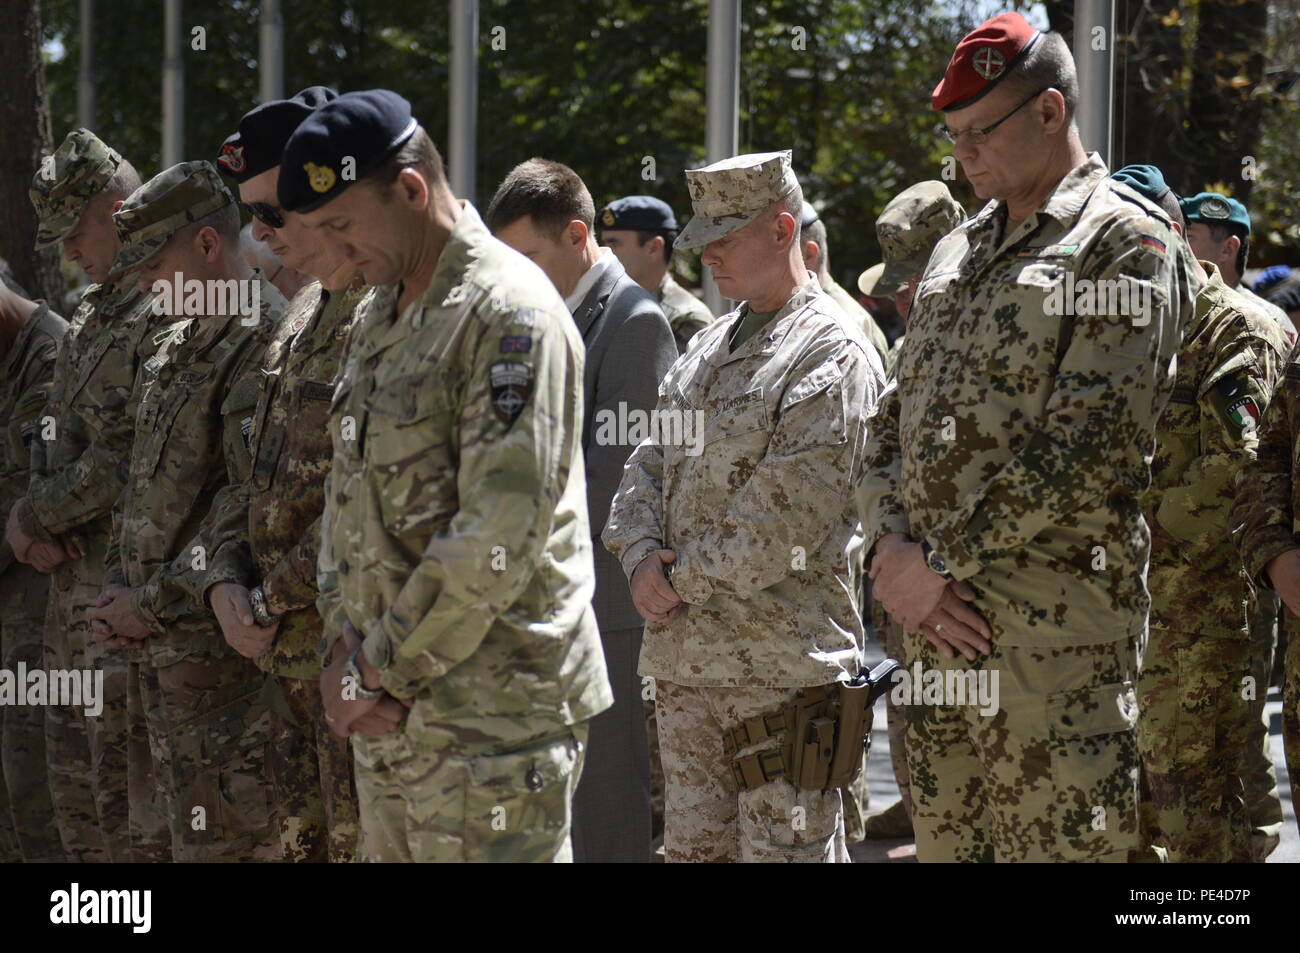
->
[1139,234,1167,254]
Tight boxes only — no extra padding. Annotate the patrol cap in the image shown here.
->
[30,128,124,248]
[875,180,965,294]
[217,85,339,183]
[1180,192,1251,237]
[932,12,1042,113]
[599,195,677,232]
[107,161,235,279]
[800,201,820,229]
[1110,164,1172,205]
[675,150,800,250]
[278,89,419,214]
[856,262,884,296]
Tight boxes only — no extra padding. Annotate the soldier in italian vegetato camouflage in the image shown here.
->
[1106,165,1287,863]
[859,15,1195,862]
[86,161,287,862]
[279,90,612,863]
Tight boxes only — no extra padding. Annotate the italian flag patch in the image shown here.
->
[1228,396,1260,429]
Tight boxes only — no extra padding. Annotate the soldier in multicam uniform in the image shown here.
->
[279,90,612,863]
[193,86,365,862]
[599,195,714,355]
[1234,337,1300,842]
[603,150,884,863]
[9,129,168,862]
[860,179,964,842]
[1181,191,1290,860]
[1107,165,1288,863]
[86,161,286,862]
[0,275,67,864]
[799,201,891,364]
[859,15,1193,862]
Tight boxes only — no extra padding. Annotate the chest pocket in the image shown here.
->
[703,389,768,446]
[136,368,211,478]
[363,372,450,466]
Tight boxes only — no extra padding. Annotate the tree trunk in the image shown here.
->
[0,0,62,305]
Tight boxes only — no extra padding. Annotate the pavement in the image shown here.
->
[848,639,1297,863]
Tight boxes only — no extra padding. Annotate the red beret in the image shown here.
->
[931,12,1041,112]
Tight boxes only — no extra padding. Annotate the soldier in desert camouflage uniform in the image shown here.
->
[8,129,169,862]
[191,86,363,862]
[0,277,67,863]
[603,150,883,863]
[1106,166,1288,863]
[86,161,286,862]
[799,201,890,365]
[859,16,1194,862]
[279,90,611,863]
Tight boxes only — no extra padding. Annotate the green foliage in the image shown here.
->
[38,0,1300,286]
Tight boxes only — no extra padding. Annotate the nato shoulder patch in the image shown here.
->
[489,361,532,426]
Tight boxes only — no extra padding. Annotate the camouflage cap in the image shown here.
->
[30,128,124,248]
[675,150,800,250]
[108,161,234,280]
[875,180,965,294]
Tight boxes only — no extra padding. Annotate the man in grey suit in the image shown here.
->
[488,159,677,862]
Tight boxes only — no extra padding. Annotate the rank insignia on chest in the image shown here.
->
[490,361,532,426]
[241,415,255,448]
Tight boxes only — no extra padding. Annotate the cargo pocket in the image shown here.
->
[741,780,841,862]
[462,733,581,863]
[1046,680,1140,860]
[177,689,273,842]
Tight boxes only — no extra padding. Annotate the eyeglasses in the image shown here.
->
[940,88,1050,146]
[242,200,285,230]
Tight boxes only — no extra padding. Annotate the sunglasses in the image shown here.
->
[242,201,285,230]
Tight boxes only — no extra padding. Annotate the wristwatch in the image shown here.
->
[344,645,385,700]
[921,539,954,580]
[247,586,276,627]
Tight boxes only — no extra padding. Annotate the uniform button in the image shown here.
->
[525,768,544,792]
[336,492,347,505]
[338,559,350,574]
[366,355,379,369]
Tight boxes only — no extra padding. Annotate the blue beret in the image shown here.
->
[599,195,677,232]
[1180,191,1251,236]
[217,86,338,183]
[278,89,418,213]
[1255,264,1292,295]
[1110,164,1171,204]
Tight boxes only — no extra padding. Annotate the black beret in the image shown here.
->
[217,86,339,183]
[278,89,418,213]
[598,195,677,232]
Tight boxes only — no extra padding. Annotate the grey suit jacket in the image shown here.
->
[572,257,677,632]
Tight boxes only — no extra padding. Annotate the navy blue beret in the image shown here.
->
[599,195,677,232]
[217,86,339,183]
[278,89,418,213]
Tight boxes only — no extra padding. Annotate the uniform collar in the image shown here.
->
[713,271,822,366]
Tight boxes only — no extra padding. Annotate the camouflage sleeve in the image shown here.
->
[601,377,669,579]
[925,218,1186,579]
[135,348,264,629]
[360,305,585,697]
[315,479,345,661]
[670,339,876,604]
[103,498,126,588]
[1234,357,1300,583]
[260,513,322,614]
[856,372,910,551]
[1,338,59,569]
[1152,324,1280,562]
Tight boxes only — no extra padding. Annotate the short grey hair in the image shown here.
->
[1002,31,1079,119]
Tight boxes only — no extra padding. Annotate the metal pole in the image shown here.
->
[448,0,478,202]
[77,0,96,129]
[704,0,740,315]
[162,0,185,168]
[260,0,285,103]
[1073,0,1113,165]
